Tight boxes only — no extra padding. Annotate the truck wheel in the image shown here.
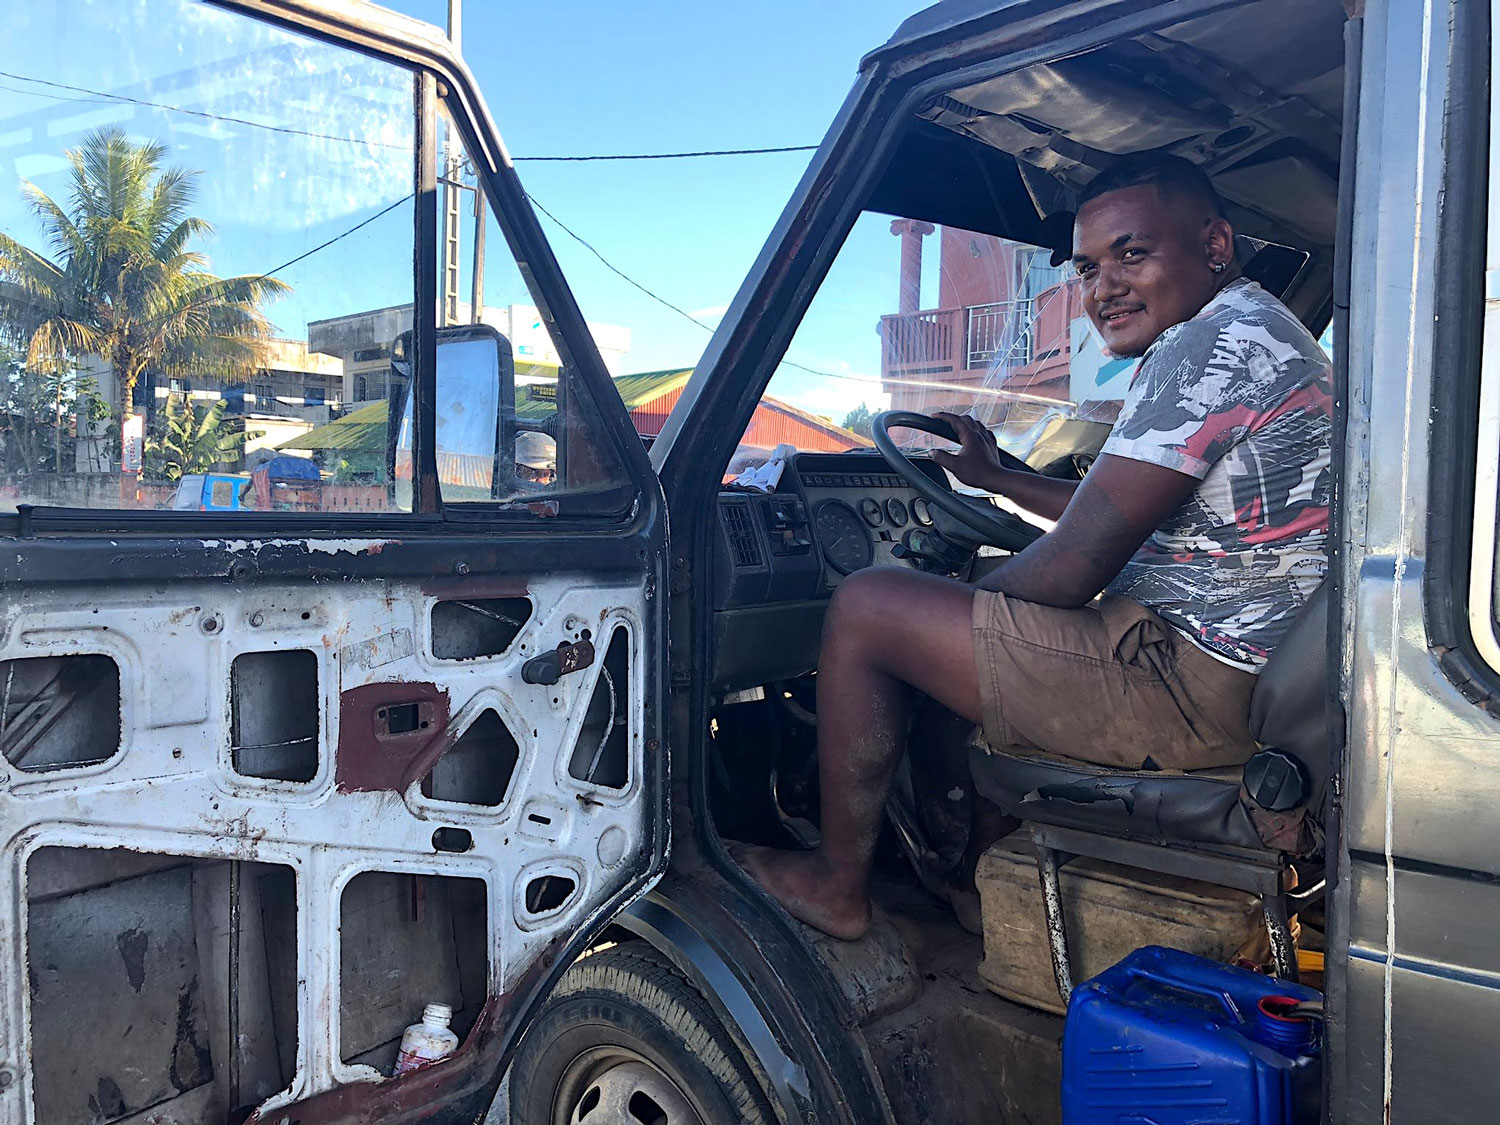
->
[510,943,774,1125]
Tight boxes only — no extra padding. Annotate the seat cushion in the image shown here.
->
[968,744,1268,852]
[1248,580,1331,805]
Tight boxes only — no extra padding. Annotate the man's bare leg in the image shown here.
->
[736,568,985,940]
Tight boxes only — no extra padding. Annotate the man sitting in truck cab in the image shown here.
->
[738,153,1334,941]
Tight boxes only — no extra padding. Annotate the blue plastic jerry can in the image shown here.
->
[1062,946,1322,1125]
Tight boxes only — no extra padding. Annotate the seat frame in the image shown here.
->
[1027,823,1300,1003]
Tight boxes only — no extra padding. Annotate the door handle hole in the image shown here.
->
[431,827,473,853]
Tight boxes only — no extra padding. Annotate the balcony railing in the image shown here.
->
[965,299,1034,370]
[882,307,962,371]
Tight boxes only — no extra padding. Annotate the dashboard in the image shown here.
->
[712,452,958,689]
[714,453,953,607]
[802,464,939,578]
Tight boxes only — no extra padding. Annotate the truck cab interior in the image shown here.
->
[693,0,1349,1114]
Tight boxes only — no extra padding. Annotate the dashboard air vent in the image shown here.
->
[721,499,763,568]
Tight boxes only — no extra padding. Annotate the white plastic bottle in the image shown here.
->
[393,1002,460,1075]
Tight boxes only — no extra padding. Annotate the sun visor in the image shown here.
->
[864,120,1048,246]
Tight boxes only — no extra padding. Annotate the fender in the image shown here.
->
[617,876,895,1125]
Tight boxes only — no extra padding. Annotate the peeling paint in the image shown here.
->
[340,628,416,671]
[198,538,399,556]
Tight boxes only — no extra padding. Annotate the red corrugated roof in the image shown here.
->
[627,383,861,452]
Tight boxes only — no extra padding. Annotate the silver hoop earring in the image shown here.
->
[1211,261,1227,274]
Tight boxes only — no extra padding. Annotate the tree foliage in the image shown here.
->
[0,126,287,439]
[0,342,110,476]
[841,402,875,438]
[143,393,260,483]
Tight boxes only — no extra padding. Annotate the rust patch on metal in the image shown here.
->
[246,996,503,1125]
[335,681,451,793]
[419,575,530,600]
[243,938,569,1123]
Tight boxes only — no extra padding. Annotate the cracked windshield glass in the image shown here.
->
[730,210,1130,492]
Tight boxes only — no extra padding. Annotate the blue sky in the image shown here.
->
[0,0,926,422]
[381,0,920,382]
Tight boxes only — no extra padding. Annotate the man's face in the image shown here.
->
[1072,184,1231,358]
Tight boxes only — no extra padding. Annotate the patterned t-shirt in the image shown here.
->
[1101,277,1332,670]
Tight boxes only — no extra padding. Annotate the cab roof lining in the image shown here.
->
[871,0,1348,256]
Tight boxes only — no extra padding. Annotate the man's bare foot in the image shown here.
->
[731,844,872,941]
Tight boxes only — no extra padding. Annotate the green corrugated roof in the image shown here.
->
[281,370,696,453]
[614,369,694,407]
[515,369,693,422]
[279,399,389,452]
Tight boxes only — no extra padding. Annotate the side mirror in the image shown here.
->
[389,323,528,504]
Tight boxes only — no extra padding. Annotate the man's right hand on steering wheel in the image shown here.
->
[929,412,1016,494]
[925,412,1080,524]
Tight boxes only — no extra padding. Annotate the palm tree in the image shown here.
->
[0,126,287,452]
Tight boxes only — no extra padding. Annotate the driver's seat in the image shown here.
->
[967,583,1330,993]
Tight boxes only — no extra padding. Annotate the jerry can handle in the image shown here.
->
[1121,961,1245,1025]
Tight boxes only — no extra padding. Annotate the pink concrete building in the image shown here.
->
[879,222,1083,423]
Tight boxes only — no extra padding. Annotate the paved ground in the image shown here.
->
[482,1074,510,1123]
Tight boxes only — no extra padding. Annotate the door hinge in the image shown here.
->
[669,556,691,595]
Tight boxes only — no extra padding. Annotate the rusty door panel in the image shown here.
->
[0,570,656,1122]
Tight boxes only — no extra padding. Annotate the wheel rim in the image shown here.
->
[557,1048,705,1125]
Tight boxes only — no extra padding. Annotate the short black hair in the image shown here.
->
[1077,152,1227,220]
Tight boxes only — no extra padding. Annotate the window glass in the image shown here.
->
[398,105,632,513]
[729,211,1125,485]
[0,0,415,512]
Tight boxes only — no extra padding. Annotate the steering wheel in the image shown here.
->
[872,411,1048,552]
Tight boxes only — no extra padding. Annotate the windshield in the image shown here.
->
[727,211,1130,485]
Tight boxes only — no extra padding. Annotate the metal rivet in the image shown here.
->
[200,615,221,634]
[454,562,470,576]
[0,1067,14,1090]
[248,611,264,627]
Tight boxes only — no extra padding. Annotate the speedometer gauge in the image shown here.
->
[813,499,874,575]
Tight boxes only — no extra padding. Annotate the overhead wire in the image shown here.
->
[525,195,716,332]
[527,197,1054,401]
[519,145,816,162]
[2,70,1030,403]
[0,70,816,163]
[255,195,411,280]
[0,69,411,152]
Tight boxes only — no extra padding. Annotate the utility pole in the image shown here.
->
[440,0,486,327]
[440,0,463,326]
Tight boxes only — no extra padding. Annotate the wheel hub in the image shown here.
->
[566,1055,703,1125]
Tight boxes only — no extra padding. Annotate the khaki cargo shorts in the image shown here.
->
[971,590,1258,771]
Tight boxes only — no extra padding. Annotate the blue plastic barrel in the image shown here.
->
[1062,946,1322,1124]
